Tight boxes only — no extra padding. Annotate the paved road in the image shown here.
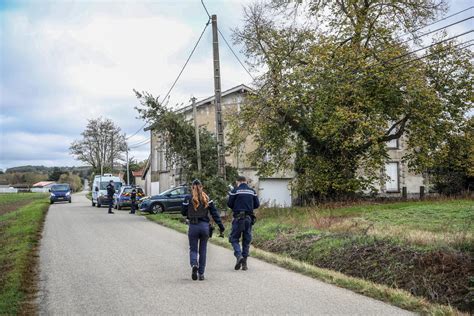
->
[38,191,412,315]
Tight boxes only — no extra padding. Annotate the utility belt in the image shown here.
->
[235,211,250,220]
[235,211,257,226]
[189,218,204,225]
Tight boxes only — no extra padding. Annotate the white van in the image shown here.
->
[91,174,123,207]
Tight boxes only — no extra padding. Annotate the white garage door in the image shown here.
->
[258,179,292,207]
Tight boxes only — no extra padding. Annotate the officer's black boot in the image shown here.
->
[191,265,198,281]
[241,257,248,271]
[198,274,205,281]
[235,256,244,270]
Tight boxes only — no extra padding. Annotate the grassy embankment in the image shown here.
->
[146,199,473,315]
[0,193,49,314]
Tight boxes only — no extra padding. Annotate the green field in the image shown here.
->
[146,199,473,313]
[257,199,474,250]
[0,193,46,204]
[0,193,49,314]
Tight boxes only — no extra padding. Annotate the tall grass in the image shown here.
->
[0,198,49,314]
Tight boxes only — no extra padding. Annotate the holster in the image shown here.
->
[209,224,215,238]
[250,214,257,225]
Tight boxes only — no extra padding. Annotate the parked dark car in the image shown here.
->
[114,186,145,210]
[50,183,72,204]
[139,186,189,214]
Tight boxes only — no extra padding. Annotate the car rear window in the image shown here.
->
[52,185,70,191]
[123,188,144,194]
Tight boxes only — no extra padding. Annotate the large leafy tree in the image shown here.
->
[429,116,474,194]
[229,0,473,198]
[70,118,127,174]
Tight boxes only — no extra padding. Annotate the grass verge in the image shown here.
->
[145,213,464,315]
[0,197,49,314]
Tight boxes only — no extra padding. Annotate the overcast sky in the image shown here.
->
[0,0,472,171]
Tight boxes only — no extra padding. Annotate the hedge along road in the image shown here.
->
[37,191,412,315]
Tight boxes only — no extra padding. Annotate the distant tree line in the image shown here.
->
[0,165,92,191]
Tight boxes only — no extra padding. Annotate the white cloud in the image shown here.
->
[0,1,255,169]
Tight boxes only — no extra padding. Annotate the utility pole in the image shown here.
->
[211,14,226,180]
[100,137,104,176]
[126,146,130,185]
[110,134,114,174]
[192,96,202,172]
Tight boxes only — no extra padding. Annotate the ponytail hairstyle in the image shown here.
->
[191,180,209,210]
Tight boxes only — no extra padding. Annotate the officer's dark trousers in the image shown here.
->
[130,201,136,214]
[229,217,252,258]
[108,197,113,212]
[188,221,209,275]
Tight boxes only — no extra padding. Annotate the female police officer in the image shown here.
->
[182,180,225,281]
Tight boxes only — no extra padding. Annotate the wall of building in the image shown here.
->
[134,177,145,189]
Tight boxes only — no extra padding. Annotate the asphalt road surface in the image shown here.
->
[38,191,412,315]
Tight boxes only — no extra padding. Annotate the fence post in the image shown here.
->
[402,187,407,200]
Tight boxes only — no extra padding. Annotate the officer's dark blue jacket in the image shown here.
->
[106,183,115,198]
[181,195,223,225]
[227,183,260,216]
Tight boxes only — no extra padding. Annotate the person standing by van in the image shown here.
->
[129,188,137,214]
[106,180,115,214]
[181,180,225,281]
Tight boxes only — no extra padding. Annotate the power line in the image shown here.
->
[336,35,474,87]
[335,6,473,48]
[403,5,473,37]
[393,39,474,69]
[201,0,254,80]
[342,16,474,65]
[397,16,473,47]
[383,30,473,64]
[160,19,211,108]
[129,139,150,149]
[270,33,473,93]
[201,0,211,18]
[126,18,211,140]
[125,123,147,140]
[218,27,255,80]
[336,29,474,82]
[128,137,150,147]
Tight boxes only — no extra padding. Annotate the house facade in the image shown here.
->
[143,83,427,205]
[378,137,426,198]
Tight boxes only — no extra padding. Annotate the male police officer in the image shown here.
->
[129,188,137,214]
[106,180,115,214]
[227,175,260,271]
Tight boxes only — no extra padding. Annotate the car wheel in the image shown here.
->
[50,201,54,204]
[151,203,164,214]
